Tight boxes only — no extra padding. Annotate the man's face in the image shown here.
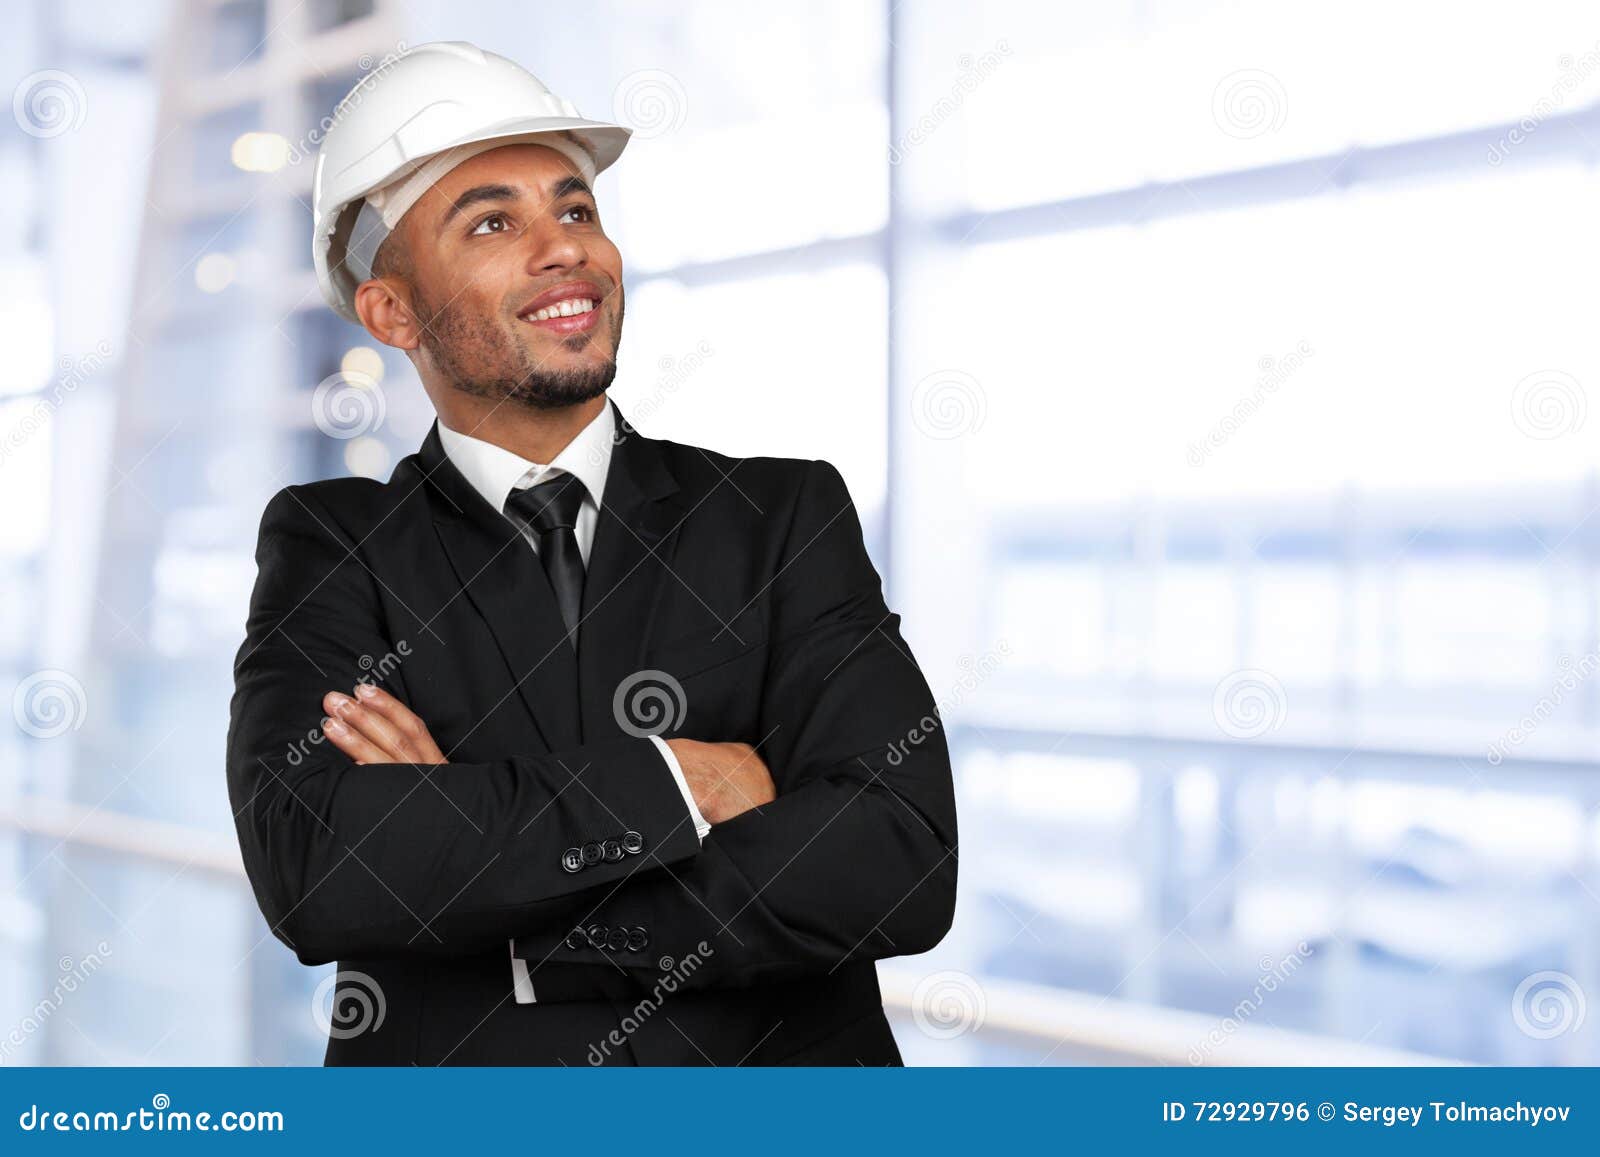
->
[389,142,625,410]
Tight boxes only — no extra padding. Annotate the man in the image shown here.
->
[227,41,956,1066]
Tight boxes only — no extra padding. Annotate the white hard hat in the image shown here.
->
[311,41,631,323]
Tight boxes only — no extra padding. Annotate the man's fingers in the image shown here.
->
[349,682,413,726]
[323,691,410,759]
[323,714,389,764]
[351,683,446,762]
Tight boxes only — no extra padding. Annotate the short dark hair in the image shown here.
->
[371,229,411,282]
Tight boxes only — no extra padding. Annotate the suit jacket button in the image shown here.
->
[620,831,645,855]
[602,838,624,863]
[565,927,588,950]
[580,841,604,866]
[626,926,649,952]
[586,923,608,947]
[560,847,584,873]
[605,927,629,952]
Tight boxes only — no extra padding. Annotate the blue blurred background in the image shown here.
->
[3,0,1599,1066]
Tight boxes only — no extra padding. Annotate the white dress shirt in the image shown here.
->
[436,403,709,1002]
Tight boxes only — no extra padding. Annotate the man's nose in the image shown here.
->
[523,217,587,271]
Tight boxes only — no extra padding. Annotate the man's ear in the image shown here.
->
[353,278,421,352]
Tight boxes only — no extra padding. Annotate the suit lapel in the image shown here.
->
[578,404,691,744]
[419,422,582,752]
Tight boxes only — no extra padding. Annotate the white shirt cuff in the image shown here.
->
[511,941,536,1004]
[510,737,704,1005]
[650,735,710,841]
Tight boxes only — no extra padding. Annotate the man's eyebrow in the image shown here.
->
[438,177,596,231]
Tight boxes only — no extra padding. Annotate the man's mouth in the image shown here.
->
[518,283,604,335]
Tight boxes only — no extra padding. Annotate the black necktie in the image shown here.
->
[504,473,588,651]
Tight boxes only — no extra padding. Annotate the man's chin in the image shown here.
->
[496,362,616,411]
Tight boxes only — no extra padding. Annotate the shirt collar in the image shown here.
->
[436,401,615,515]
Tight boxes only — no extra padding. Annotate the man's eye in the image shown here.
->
[470,213,511,236]
[560,204,594,224]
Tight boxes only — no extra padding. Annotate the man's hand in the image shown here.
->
[666,739,776,825]
[321,683,446,765]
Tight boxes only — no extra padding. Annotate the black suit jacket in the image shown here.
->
[226,402,957,1065]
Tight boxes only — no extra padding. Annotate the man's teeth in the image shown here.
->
[528,298,596,321]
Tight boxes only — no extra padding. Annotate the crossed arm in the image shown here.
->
[227,461,956,992]
[318,684,776,828]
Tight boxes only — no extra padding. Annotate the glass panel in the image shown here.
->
[199,0,266,74]
[605,0,888,267]
[617,263,889,537]
[308,0,377,34]
[903,0,1600,211]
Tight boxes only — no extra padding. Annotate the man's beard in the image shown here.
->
[415,286,623,410]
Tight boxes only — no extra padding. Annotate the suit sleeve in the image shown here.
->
[226,485,702,966]
[515,459,958,991]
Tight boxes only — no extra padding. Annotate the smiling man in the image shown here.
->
[226,41,956,1066]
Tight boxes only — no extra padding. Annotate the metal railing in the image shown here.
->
[4,791,1464,1066]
